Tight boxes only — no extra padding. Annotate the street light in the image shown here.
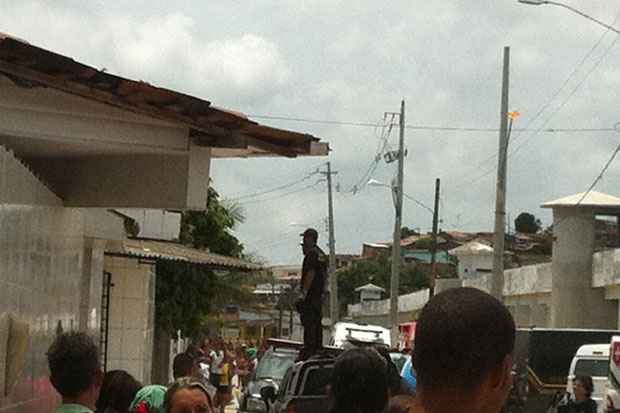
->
[367,179,398,208]
[518,0,620,35]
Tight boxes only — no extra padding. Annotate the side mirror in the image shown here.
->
[260,385,277,404]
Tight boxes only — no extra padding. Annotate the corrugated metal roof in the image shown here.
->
[0,35,328,158]
[542,191,620,209]
[105,238,261,271]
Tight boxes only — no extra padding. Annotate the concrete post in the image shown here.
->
[550,207,617,328]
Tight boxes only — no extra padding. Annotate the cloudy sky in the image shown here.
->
[3,1,620,264]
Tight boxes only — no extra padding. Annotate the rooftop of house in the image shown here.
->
[542,191,620,209]
[354,283,386,293]
[449,241,494,256]
[0,33,328,159]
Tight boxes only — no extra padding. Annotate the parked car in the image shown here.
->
[238,345,299,413]
[261,356,335,413]
[605,336,620,413]
[329,321,391,348]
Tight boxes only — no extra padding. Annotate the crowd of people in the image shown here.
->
[45,287,596,413]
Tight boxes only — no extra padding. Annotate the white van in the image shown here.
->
[566,343,609,412]
[329,321,391,348]
[606,336,620,413]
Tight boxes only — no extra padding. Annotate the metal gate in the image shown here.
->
[100,271,113,371]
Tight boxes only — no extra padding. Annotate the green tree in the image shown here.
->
[156,184,249,336]
[514,212,542,234]
[179,186,245,257]
[401,226,419,238]
[336,256,429,314]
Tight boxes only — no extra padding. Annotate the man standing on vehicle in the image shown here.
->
[297,228,328,361]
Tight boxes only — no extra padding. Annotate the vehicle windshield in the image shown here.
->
[574,358,608,378]
[345,328,386,343]
[255,351,297,380]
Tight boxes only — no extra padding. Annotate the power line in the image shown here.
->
[238,183,320,205]
[403,193,434,215]
[225,162,325,201]
[577,139,620,205]
[248,113,615,133]
[444,13,620,191]
[347,115,396,194]
[510,26,620,160]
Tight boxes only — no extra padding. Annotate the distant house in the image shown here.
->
[449,241,494,279]
[355,283,386,302]
[362,242,391,259]
[269,265,302,282]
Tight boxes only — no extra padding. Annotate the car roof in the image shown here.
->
[576,344,609,357]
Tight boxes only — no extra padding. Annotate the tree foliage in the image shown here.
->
[336,256,429,314]
[514,212,542,234]
[156,184,250,336]
[179,186,245,257]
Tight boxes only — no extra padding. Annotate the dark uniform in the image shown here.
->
[298,245,327,360]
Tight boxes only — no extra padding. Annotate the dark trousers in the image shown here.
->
[298,300,322,360]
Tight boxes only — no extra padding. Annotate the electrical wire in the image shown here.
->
[225,162,326,201]
[247,113,614,133]
[347,115,395,194]
[510,28,620,160]
[577,138,620,206]
[403,193,434,215]
[238,183,320,205]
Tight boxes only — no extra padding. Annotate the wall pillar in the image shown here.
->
[551,207,617,328]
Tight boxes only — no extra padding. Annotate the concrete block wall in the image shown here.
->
[0,144,87,413]
[0,145,115,413]
[0,146,61,206]
[104,256,156,384]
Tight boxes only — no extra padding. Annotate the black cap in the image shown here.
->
[300,228,319,242]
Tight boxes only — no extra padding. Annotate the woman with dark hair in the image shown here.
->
[559,375,597,413]
[165,377,214,413]
[96,370,142,413]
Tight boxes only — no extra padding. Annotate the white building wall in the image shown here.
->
[118,209,181,241]
[457,255,493,279]
[0,146,97,413]
[0,145,61,206]
[105,256,156,384]
[0,145,128,413]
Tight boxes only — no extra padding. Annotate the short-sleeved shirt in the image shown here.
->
[53,404,94,413]
[562,399,598,413]
[301,246,327,303]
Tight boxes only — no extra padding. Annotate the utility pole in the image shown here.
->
[321,162,338,325]
[492,46,510,300]
[429,178,440,297]
[390,100,406,346]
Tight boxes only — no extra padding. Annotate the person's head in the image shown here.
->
[301,228,318,254]
[96,370,142,413]
[173,352,197,380]
[414,287,515,413]
[388,395,416,413]
[330,347,389,413]
[573,375,594,401]
[47,331,103,408]
[165,378,213,413]
[129,385,167,413]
